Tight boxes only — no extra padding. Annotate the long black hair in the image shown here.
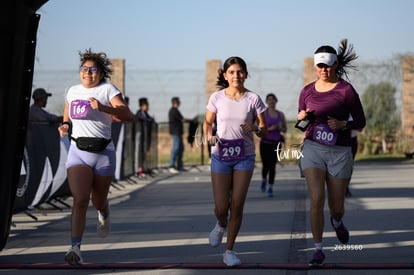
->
[314,39,358,81]
[216,56,248,89]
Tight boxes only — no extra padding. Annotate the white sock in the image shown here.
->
[216,222,225,231]
[315,242,323,251]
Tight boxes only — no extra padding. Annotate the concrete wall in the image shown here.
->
[402,56,414,136]
[205,59,221,102]
[303,57,316,86]
[110,58,125,94]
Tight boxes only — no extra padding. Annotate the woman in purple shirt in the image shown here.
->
[297,39,366,266]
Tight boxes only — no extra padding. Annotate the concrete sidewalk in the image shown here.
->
[0,162,413,274]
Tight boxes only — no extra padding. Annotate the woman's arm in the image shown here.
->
[58,102,70,137]
[203,110,217,145]
[90,94,134,121]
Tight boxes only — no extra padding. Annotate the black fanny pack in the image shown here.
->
[71,137,111,152]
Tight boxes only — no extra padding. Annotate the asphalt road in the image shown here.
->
[0,162,413,274]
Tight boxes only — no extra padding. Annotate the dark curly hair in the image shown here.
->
[79,48,113,82]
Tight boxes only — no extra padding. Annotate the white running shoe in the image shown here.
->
[168,167,179,174]
[97,207,111,238]
[208,222,225,247]
[223,249,241,266]
[64,246,83,266]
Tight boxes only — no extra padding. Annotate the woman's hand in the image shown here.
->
[268,124,278,131]
[58,124,69,137]
[297,108,311,121]
[327,116,346,131]
[208,135,220,146]
[240,123,257,133]
[89,97,101,111]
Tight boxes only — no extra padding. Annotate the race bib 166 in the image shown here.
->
[70,99,91,119]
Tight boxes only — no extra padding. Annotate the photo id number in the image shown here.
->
[333,244,363,251]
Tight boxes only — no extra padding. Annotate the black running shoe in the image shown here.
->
[331,217,349,244]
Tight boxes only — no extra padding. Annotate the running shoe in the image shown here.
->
[330,217,349,244]
[309,249,325,267]
[223,249,241,266]
[64,246,83,266]
[267,187,273,197]
[208,222,225,247]
[260,180,266,192]
[168,167,179,174]
[97,208,111,238]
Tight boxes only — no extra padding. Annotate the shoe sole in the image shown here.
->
[97,224,110,238]
[224,261,241,266]
[309,262,323,267]
[209,237,222,247]
[64,251,83,267]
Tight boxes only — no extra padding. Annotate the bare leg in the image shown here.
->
[210,172,232,227]
[91,174,112,215]
[303,167,326,244]
[67,165,94,239]
[226,170,253,251]
[327,176,349,222]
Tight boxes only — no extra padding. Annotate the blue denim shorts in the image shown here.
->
[210,154,256,174]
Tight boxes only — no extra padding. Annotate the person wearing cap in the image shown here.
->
[29,88,63,123]
[296,39,366,266]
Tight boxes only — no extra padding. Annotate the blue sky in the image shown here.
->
[33,0,414,120]
[35,0,414,70]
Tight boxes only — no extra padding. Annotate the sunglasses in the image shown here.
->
[80,66,98,73]
[316,63,334,69]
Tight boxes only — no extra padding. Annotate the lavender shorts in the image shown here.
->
[66,144,116,176]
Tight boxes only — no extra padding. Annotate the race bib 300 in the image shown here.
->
[313,124,338,145]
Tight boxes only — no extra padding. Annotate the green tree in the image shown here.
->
[362,82,399,132]
[361,82,400,153]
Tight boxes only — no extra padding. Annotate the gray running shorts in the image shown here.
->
[300,139,353,179]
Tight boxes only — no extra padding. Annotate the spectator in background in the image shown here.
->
[168,96,193,173]
[135,97,154,177]
[29,88,63,123]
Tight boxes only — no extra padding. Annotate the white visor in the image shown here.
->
[314,52,337,66]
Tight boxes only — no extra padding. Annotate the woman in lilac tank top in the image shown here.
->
[259,93,287,197]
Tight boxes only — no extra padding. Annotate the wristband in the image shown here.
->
[61,121,72,127]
